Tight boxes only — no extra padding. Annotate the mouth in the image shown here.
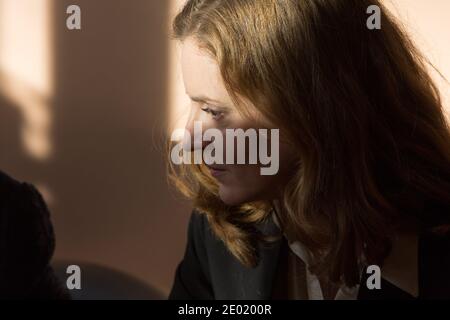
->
[206,164,227,177]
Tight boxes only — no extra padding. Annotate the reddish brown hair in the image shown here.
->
[170,0,450,286]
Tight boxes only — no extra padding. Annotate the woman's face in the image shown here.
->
[180,37,296,206]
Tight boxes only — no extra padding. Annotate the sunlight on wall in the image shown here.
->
[0,0,53,160]
[168,0,190,135]
[385,0,450,121]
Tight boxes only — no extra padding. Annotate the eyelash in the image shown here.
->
[201,105,224,120]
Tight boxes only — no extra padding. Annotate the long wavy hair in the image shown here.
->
[169,0,450,286]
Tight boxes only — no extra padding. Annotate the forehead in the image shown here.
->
[180,38,231,104]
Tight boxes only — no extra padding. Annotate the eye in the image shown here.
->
[201,105,224,120]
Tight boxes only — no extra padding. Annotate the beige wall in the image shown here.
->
[385,0,450,119]
[0,0,190,297]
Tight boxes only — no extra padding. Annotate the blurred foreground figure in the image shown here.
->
[0,170,70,299]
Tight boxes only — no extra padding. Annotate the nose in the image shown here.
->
[183,108,212,152]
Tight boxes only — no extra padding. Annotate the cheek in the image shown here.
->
[215,140,297,205]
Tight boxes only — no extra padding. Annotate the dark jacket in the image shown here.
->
[169,205,450,300]
[0,171,70,299]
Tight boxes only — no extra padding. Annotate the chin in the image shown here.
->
[218,185,260,206]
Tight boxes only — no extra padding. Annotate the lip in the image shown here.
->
[206,165,227,177]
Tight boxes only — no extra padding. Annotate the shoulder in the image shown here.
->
[189,209,208,235]
[187,210,224,253]
[169,210,215,299]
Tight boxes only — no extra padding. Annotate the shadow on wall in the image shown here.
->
[0,0,190,297]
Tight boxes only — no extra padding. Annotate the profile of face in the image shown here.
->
[180,37,296,206]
